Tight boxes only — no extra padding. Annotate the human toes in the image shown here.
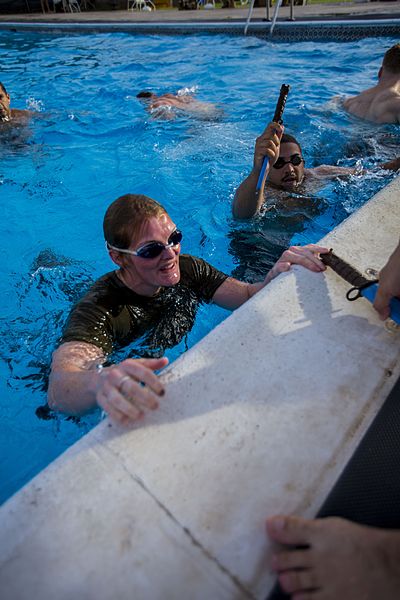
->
[266,515,314,546]
[271,548,312,573]
[278,568,320,596]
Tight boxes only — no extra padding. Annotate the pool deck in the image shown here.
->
[0,0,399,24]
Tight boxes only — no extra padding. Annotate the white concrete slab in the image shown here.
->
[1,176,399,600]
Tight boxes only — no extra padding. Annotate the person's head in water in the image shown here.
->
[136,90,157,103]
[104,194,182,296]
[0,82,11,121]
[380,43,400,77]
[268,133,305,192]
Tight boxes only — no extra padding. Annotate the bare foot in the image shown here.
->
[266,515,400,599]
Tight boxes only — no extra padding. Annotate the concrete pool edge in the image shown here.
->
[0,175,399,598]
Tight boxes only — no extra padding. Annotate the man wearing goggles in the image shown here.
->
[48,193,328,426]
[233,121,400,219]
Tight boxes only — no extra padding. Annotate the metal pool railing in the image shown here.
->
[245,0,297,35]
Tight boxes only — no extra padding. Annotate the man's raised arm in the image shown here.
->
[232,122,282,219]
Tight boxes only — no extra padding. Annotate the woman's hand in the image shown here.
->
[96,357,169,426]
[264,244,329,285]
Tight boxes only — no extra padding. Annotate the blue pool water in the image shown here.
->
[0,31,399,504]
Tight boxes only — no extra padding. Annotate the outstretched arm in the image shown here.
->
[309,156,400,181]
[232,122,283,219]
[48,341,168,425]
[373,239,400,320]
[212,244,328,310]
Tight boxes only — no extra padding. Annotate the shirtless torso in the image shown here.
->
[7,108,31,123]
[343,79,400,124]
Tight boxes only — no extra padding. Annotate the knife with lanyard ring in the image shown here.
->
[320,249,400,325]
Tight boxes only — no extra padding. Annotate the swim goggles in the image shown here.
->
[273,154,304,170]
[106,229,183,259]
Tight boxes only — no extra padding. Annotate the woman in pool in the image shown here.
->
[48,193,328,426]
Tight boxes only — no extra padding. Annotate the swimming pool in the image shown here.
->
[0,30,398,505]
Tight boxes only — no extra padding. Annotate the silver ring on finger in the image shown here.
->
[118,375,131,393]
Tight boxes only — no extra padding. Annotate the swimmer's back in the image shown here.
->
[344,87,400,124]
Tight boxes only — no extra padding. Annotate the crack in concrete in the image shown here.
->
[101,444,256,600]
